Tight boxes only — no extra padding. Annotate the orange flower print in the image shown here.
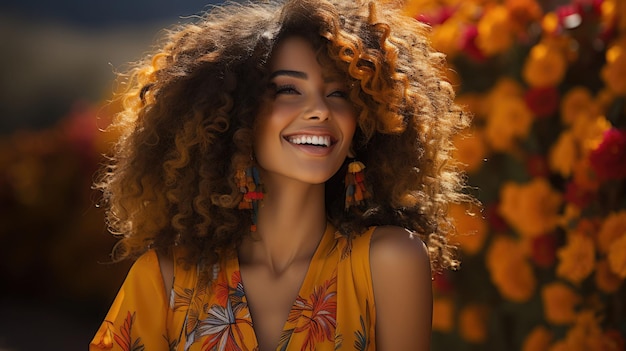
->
[198,302,250,351]
[284,276,337,351]
[113,311,145,351]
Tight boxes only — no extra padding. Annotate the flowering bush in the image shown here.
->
[405,0,626,349]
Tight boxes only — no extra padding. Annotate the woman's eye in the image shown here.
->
[328,90,349,99]
[274,84,299,95]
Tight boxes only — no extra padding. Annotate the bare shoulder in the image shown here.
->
[370,226,433,350]
[370,225,431,269]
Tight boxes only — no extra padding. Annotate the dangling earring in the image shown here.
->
[235,166,264,232]
[345,160,371,210]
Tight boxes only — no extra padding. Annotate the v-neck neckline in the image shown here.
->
[234,222,335,351]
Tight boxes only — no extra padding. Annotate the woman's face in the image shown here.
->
[254,36,357,185]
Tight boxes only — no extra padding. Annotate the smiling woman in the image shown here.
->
[90,1,472,350]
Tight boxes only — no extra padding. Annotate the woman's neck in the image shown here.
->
[238,174,328,275]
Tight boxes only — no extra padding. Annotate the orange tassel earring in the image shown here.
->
[235,166,264,232]
[345,160,371,210]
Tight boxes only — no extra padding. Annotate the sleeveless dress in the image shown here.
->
[90,223,377,351]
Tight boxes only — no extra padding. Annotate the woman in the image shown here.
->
[90,0,471,350]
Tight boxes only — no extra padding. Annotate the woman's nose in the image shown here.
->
[304,93,330,121]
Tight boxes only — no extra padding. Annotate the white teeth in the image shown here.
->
[287,135,331,147]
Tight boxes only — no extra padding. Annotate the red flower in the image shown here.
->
[526,154,550,178]
[416,6,456,26]
[524,86,560,118]
[556,4,583,29]
[531,233,558,268]
[432,271,454,294]
[564,181,596,208]
[589,128,626,180]
[459,25,486,62]
[486,203,509,233]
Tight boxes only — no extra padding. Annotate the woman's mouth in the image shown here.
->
[285,135,333,147]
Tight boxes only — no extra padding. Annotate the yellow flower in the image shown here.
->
[549,131,579,177]
[432,297,455,332]
[570,114,612,155]
[452,129,488,173]
[560,86,594,127]
[542,12,559,35]
[483,77,525,116]
[558,310,614,351]
[541,282,581,325]
[486,236,537,302]
[601,36,626,95]
[523,42,567,87]
[448,202,488,254]
[477,5,514,56]
[430,19,462,56]
[522,326,553,351]
[505,0,543,33]
[608,233,626,278]
[556,233,596,285]
[595,259,623,294]
[597,210,626,253]
[498,178,562,238]
[485,96,534,151]
[458,304,488,343]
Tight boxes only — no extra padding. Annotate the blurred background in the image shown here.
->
[0,0,625,350]
[0,1,224,350]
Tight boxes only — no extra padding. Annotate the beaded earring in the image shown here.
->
[235,166,264,232]
[345,160,371,210]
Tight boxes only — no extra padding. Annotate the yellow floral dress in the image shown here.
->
[90,223,377,351]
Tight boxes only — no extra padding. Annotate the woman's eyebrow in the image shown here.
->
[269,70,308,79]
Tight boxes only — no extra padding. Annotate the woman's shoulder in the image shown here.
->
[369,226,433,350]
[370,225,430,267]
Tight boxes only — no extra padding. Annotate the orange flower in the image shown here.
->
[571,115,612,156]
[597,211,626,253]
[477,5,514,56]
[485,96,534,151]
[560,86,594,127]
[549,131,579,177]
[486,236,537,302]
[505,0,543,34]
[595,259,623,294]
[498,178,562,238]
[452,129,488,174]
[458,304,488,343]
[455,93,486,118]
[430,19,462,56]
[522,42,567,87]
[522,326,553,351]
[448,202,488,255]
[541,282,581,325]
[432,297,455,332]
[482,77,525,115]
[572,158,600,192]
[556,233,596,285]
[608,233,626,278]
[559,310,617,351]
[601,36,626,95]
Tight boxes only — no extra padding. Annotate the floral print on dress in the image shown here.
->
[281,274,338,351]
[90,224,377,351]
[113,311,145,351]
